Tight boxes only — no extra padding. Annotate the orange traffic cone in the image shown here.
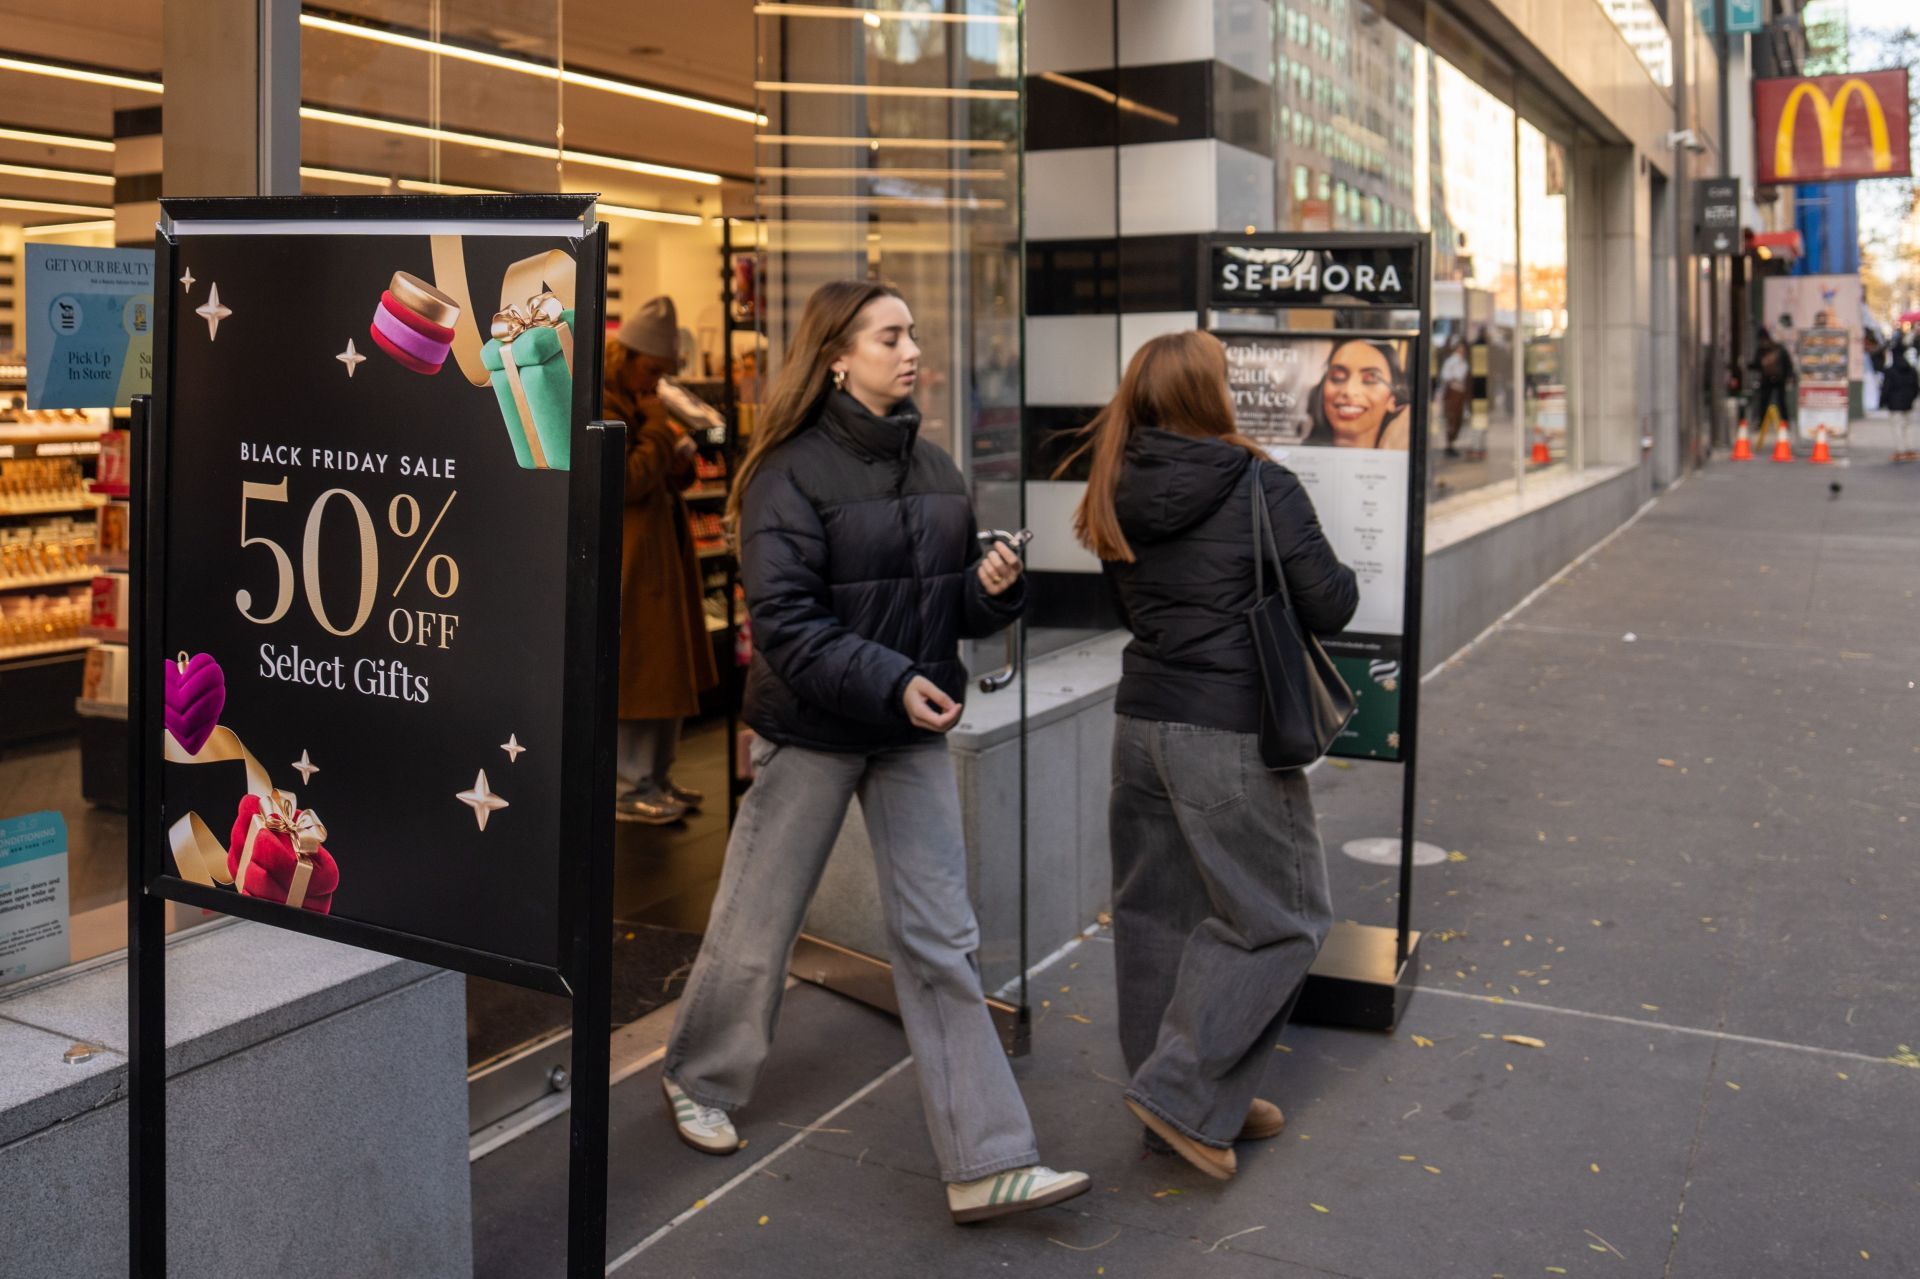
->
[1810,425,1832,464]
[1530,427,1551,466]
[1730,418,1754,461]
[1770,416,1794,463]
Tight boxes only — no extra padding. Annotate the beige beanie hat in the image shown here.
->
[618,295,678,361]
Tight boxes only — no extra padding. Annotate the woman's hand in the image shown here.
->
[978,540,1023,597]
[902,675,962,732]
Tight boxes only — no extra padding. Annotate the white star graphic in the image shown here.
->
[336,337,366,377]
[195,283,231,340]
[290,750,319,784]
[500,733,526,763]
[179,267,196,292]
[457,769,509,831]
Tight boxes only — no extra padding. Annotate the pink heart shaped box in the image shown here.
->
[163,653,225,755]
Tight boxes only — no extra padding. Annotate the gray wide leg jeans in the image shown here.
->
[664,735,1041,1183]
[1110,714,1335,1149]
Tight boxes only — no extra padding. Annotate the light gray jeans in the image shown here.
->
[664,735,1041,1183]
[1110,715,1334,1148]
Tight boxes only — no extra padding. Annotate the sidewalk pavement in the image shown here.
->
[473,420,1920,1277]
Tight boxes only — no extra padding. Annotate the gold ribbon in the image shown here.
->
[164,725,281,890]
[424,240,578,470]
[233,789,326,911]
[487,291,576,471]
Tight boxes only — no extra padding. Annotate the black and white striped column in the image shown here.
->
[112,106,162,249]
[1023,0,1277,626]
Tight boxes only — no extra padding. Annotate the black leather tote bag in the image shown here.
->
[1244,461,1356,769]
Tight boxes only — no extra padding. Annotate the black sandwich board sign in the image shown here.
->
[130,194,619,1277]
[1696,178,1741,255]
[1199,232,1430,1030]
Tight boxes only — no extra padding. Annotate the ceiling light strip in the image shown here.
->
[756,80,1017,101]
[752,4,1015,22]
[757,166,1004,181]
[0,124,115,153]
[0,196,114,217]
[299,12,764,126]
[756,134,1008,153]
[0,162,114,186]
[0,53,161,94]
[299,164,702,224]
[298,106,722,185]
[22,218,116,235]
[759,194,1006,210]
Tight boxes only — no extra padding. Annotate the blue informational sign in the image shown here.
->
[1697,0,1763,35]
[0,811,70,988]
[23,243,155,409]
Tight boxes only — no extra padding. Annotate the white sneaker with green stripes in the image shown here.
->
[947,1165,1092,1224]
[662,1076,739,1155]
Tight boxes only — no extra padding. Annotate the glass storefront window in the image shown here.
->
[1519,120,1573,472]
[1429,54,1518,502]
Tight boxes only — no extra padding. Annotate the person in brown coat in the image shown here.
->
[603,296,720,824]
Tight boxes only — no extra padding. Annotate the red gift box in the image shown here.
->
[227,792,339,914]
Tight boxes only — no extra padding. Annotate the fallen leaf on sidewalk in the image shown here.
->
[1591,1163,1600,1174]
[1641,1004,1661,1012]
[1411,1034,1435,1048]
[1658,758,1677,768]
[757,1216,769,1227]
[1726,1082,1741,1091]
[1398,1155,1417,1162]
[1310,1203,1330,1214]
[1273,1044,1292,1053]
[1152,1188,1184,1199]
[1892,1045,1920,1068]
[1447,850,1469,863]
[1502,1035,1547,1049]
[1423,1165,1441,1174]
[1068,1014,1093,1024]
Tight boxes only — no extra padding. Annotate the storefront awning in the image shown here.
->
[1744,230,1804,261]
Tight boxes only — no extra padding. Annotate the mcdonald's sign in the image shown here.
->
[1754,70,1911,185]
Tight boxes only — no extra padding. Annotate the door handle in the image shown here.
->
[979,623,1020,693]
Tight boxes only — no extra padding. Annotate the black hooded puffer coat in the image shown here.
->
[739,391,1023,752]
[1106,429,1359,734]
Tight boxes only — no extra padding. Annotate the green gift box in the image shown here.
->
[480,300,575,472]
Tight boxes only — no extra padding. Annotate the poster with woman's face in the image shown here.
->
[1221,334,1414,451]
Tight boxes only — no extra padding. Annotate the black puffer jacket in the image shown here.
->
[1107,429,1358,733]
[739,391,1022,752]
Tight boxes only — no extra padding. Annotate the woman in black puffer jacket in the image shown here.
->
[662,281,1090,1225]
[1063,329,1357,1183]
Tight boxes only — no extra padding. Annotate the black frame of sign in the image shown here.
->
[1197,230,1430,1031]
[128,194,620,1278]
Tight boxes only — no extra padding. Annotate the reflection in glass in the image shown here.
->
[1520,121,1571,472]
[1429,56,1516,502]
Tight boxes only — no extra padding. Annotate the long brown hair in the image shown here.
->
[727,279,904,530]
[1059,329,1264,562]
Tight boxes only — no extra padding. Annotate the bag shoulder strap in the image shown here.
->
[1248,460,1291,607]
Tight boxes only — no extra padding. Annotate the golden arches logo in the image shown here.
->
[1774,78,1894,178]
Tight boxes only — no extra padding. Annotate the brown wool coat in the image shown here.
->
[605,383,719,719]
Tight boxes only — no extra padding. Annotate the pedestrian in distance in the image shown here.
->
[1061,330,1359,1181]
[660,280,1091,1224]
[603,296,719,825]
[1439,338,1471,458]
[1868,324,1918,462]
[1750,328,1795,435]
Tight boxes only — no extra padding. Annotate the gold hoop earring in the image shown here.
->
[833,368,847,391]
